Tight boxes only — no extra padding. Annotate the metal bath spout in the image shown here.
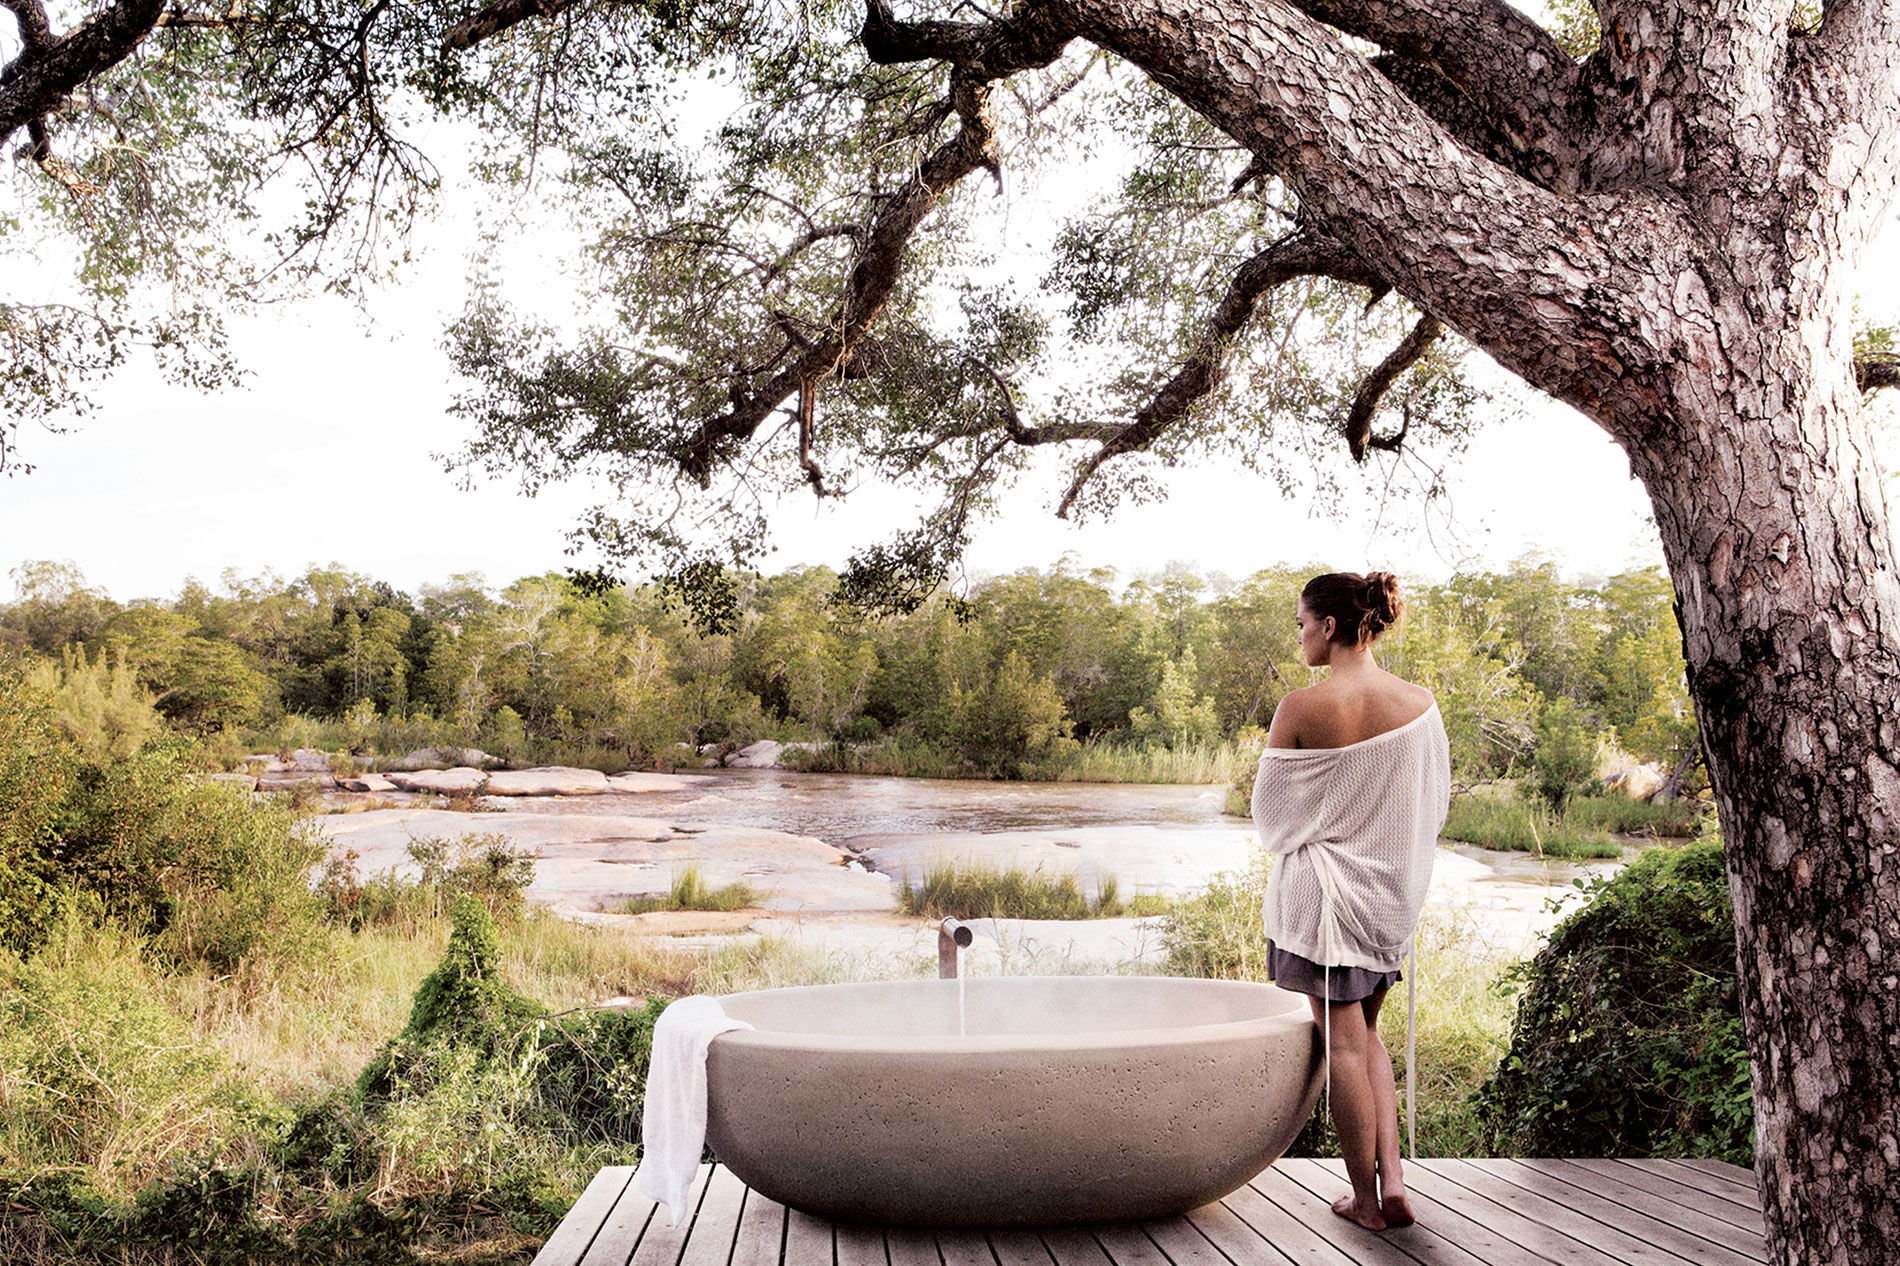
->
[938,917,974,978]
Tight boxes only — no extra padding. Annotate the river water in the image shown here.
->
[577,767,1617,956]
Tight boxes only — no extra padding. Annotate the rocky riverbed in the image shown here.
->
[291,746,1616,976]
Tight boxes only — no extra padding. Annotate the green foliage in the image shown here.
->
[0,921,271,1197]
[25,645,164,763]
[1563,792,1698,839]
[898,858,1144,920]
[1161,852,1274,979]
[0,659,81,956]
[1529,695,1596,813]
[1475,843,1752,1163]
[358,896,544,1101]
[1440,794,1623,860]
[625,863,759,914]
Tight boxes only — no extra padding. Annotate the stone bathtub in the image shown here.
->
[704,976,1323,1227]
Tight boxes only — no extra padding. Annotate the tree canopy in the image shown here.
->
[9,1,1900,1261]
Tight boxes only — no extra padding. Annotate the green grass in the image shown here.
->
[1562,792,1699,838]
[898,857,1165,919]
[624,863,759,914]
[1441,795,1623,859]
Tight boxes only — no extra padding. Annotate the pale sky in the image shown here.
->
[4,92,1897,607]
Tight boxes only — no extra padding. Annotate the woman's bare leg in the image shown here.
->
[1310,995,1386,1230]
[1359,989,1415,1227]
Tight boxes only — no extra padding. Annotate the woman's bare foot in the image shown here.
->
[1380,1191,1417,1229]
[1332,1194,1388,1231]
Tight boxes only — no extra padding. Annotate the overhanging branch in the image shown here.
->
[1858,352,1900,394]
[0,0,166,149]
[1346,311,1443,461]
[1052,229,1385,517]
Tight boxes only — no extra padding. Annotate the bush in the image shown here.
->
[0,922,272,1198]
[1161,852,1274,979]
[1473,841,1751,1163]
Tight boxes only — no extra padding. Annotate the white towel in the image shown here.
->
[632,996,754,1224]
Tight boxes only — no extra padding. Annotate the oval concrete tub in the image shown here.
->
[704,976,1323,1228]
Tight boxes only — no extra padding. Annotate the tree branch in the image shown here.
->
[675,73,1016,485]
[1857,352,1900,393]
[1345,311,1443,461]
[861,0,1077,78]
[0,0,166,150]
[1283,0,1584,191]
[1052,228,1385,517]
[442,0,577,54]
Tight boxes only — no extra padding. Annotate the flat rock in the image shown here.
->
[383,767,488,794]
[208,772,258,792]
[338,773,397,793]
[484,766,611,796]
[288,748,334,772]
[607,771,717,793]
[258,772,334,791]
[314,809,895,914]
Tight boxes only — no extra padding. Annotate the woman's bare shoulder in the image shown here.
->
[1267,684,1324,748]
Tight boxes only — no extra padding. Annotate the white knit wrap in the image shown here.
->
[1252,702,1451,972]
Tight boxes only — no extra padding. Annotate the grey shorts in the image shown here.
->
[1266,940,1401,1003]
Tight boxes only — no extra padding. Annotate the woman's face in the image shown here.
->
[1296,601,1334,667]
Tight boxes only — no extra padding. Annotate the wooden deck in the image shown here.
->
[532,1158,1766,1266]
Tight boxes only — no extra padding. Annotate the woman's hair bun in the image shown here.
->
[1364,571,1403,631]
[1302,569,1405,645]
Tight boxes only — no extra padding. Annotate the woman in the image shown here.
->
[1252,571,1450,1231]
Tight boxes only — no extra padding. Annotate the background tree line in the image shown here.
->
[3,554,1696,787]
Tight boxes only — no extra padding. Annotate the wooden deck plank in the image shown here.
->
[540,1160,1775,1266]
[1369,1160,1628,1266]
[935,1231,998,1266]
[987,1230,1055,1266]
[1038,1227,1115,1266]
[1138,1217,1239,1266]
[1432,1158,1718,1266]
[785,1210,835,1266]
[1466,1160,1764,1266]
[1185,1195,1299,1266]
[1250,1163,1490,1266]
[678,1166,751,1266]
[534,1167,636,1266]
[1517,1159,1768,1259]
[837,1221,889,1266]
[729,1187,789,1266]
[624,1165,714,1266]
[885,1228,942,1266]
[1219,1180,1364,1266]
[1560,1159,1765,1237]
[1089,1224,1176,1266]
[1672,1158,1756,1187]
[1280,1159,1559,1266]
[1617,1159,1760,1209]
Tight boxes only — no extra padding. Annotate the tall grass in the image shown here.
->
[624,863,759,914]
[898,857,1166,919]
[1441,795,1623,859]
[1563,792,1699,838]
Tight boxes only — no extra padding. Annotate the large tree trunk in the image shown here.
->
[1635,325,1900,1266]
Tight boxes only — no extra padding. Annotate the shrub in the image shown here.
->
[0,922,271,1197]
[1473,841,1751,1163]
[358,896,543,1101]
[1161,852,1274,979]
